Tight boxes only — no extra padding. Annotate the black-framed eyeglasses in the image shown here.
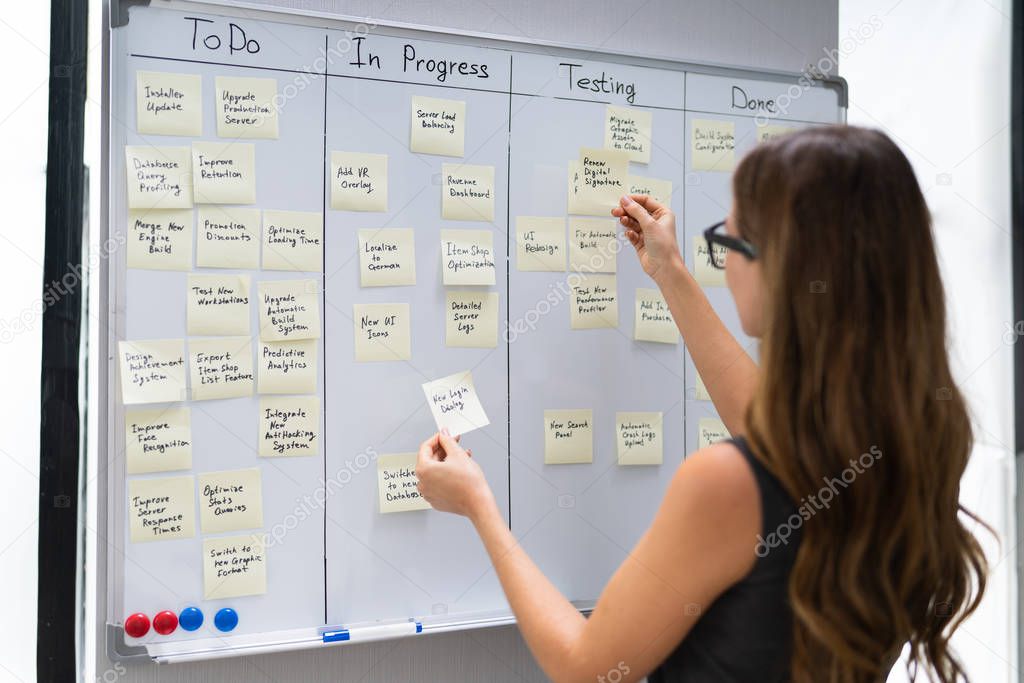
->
[702,220,758,270]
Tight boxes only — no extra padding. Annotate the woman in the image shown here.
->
[416,126,988,682]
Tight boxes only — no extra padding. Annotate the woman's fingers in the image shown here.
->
[618,195,654,230]
[417,433,441,469]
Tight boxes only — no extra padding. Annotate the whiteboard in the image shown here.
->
[102,0,844,662]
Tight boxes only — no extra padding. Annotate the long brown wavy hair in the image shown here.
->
[735,126,989,682]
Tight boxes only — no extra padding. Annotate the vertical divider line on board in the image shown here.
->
[681,70,689,459]
[321,32,329,625]
[505,53,514,530]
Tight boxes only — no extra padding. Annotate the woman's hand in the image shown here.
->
[416,429,497,521]
[611,194,684,283]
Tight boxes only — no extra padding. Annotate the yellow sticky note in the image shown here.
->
[353,303,412,362]
[128,475,195,542]
[604,105,652,163]
[617,412,663,465]
[440,229,495,285]
[694,371,711,401]
[196,206,261,269]
[215,76,279,139]
[570,274,618,329]
[627,175,673,206]
[125,406,192,475]
[422,370,490,437]
[262,210,323,272]
[192,141,257,204]
[127,209,193,271]
[257,339,318,394]
[258,279,321,341]
[378,453,432,513]
[358,229,416,287]
[693,236,727,287]
[442,164,494,221]
[757,123,796,143]
[544,409,593,464]
[567,160,611,216]
[569,218,618,273]
[515,216,565,272]
[410,95,465,157]
[446,291,498,348]
[119,339,187,405]
[331,151,387,212]
[259,396,319,457]
[577,147,629,211]
[136,71,203,136]
[187,274,251,336]
[198,468,263,533]
[203,534,267,600]
[634,288,678,344]
[188,336,254,401]
[125,146,193,209]
[698,418,730,450]
[692,119,736,172]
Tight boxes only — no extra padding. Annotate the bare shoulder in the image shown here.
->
[668,442,760,510]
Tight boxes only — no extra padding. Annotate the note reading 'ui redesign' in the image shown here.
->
[125,146,193,209]
[188,336,255,401]
[263,210,323,272]
[446,291,498,348]
[616,412,663,466]
[422,370,490,437]
[440,229,495,286]
[352,303,412,362]
[691,119,736,172]
[215,76,279,139]
[118,339,187,405]
[258,279,321,341]
[196,206,261,269]
[127,209,193,271]
[187,273,251,336]
[698,418,730,450]
[604,105,652,163]
[331,151,387,212]
[257,339,318,394]
[442,164,494,222]
[544,409,594,465]
[634,288,678,344]
[125,406,192,475]
[515,216,565,272]
[358,228,416,287]
[378,453,432,513]
[203,534,267,600]
[191,141,257,204]
[259,396,319,457]
[410,95,466,157]
[136,71,203,137]
[570,274,618,329]
[569,218,618,273]
[128,475,195,542]
[693,236,727,287]
[198,467,264,534]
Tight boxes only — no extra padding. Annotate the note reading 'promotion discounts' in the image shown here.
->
[422,370,490,436]
[196,206,260,269]
[377,453,432,513]
[544,409,594,464]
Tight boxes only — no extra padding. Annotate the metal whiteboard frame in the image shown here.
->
[100,0,848,664]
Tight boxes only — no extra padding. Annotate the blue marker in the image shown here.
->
[322,621,421,643]
[179,606,204,632]
[214,607,238,632]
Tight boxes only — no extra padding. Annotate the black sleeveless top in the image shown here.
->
[650,437,801,682]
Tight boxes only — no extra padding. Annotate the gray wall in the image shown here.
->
[95,1,836,681]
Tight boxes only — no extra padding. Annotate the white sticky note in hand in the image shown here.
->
[377,453,432,513]
[422,370,490,437]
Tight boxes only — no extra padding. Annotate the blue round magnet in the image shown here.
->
[178,606,204,631]
[214,607,238,632]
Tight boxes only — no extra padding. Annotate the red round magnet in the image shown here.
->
[153,610,178,635]
[124,612,150,638]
